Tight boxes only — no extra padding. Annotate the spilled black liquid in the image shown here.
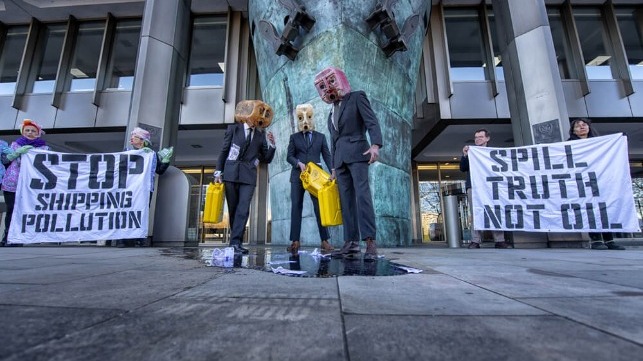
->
[160,246,415,277]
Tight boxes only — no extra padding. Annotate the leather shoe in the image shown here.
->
[591,241,609,250]
[331,240,360,258]
[320,240,334,253]
[494,241,512,249]
[287,240,300,254]
[231,244,249,254]
[364,238,378,261]
[605,241,625,250]
[467,242,480,249]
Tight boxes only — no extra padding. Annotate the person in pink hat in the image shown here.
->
[1,119,49,246]
[114,126,173,247]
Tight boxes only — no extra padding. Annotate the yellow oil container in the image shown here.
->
[319,180,342,226]
[203,183,225,223]
[300,162,330,198]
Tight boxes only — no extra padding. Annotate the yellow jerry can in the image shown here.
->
[319,180,342,226]
[203,183,225,223]
[299,162,330,198]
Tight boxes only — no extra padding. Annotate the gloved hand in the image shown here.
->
[6,145,33,161]
[214,170,222,184]
[158,146,174,163]
[141,147,153,153]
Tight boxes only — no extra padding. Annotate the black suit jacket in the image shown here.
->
[216,123,275,185]
[326,91,383,169]
[286,130,332,183]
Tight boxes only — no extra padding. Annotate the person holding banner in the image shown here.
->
[460,128,511,249]
[568,118,625,250]
[1,119,49,247]
[286,103,334,255]
[115,126,173,247]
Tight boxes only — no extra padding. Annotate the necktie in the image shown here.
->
[246,128,253,145]
[306,132,312,146]
[333,102,340,130]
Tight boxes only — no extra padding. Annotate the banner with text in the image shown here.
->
[469,134,640,232]
[9,149,153,244]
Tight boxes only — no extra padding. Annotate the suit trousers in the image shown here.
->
[290,180,329,241]
[225,181,256,245]
[336,161,376,242]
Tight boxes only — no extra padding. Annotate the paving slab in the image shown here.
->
[343,315,642,361]
[338,273,546,315]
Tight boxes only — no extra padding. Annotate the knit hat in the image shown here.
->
[20,119,44,136]
[131,127,151,146]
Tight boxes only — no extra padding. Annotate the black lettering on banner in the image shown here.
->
[565,145,587,168]
[504,204,524,229]
[484,205,502,228]
[119,154,144,189]
[527,204,545,229]
[486,176,503,200]
[552,174,572,198]
[507,176,527,200]
[510,148,529,172]
[561,203,583,230]
[531,148,541,171]
[529,175,550,199]
[61,154,88,190]
[490,150,508,172]
[89,154,116,189]
[30,153,59,190]
[574,172,599,198]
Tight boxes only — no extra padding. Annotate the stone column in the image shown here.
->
[492,0,574,247]
[249,0,429,247]
[127,0,191,243]
[492,0,570,146]
[126,0,190,148]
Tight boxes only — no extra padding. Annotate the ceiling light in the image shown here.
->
[587,55,610,66]
[70,68,88,78]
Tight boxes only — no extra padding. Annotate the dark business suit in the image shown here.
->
[327,90,383,242]
[217,123,275,246]
[286,130,333,242]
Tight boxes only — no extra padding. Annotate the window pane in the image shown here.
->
[187,16,227,87]
[0,26,28,95]
[548,8,575,79]
[574,7,614,80]
[29,24,66,94]
[105,19,141,90]
[444,8,486,81]
[69,21,104,92]
[616,7,643,80]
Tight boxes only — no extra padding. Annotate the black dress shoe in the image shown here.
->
[231,244,249,254]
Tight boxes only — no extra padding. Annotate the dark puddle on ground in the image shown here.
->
[160,247,417,277]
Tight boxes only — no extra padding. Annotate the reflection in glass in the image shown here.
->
[29,24,66,94]
[105,19,141,90]
[69,21,104,92]
[487,9,504,81]
[615,7,643,80]
[418,163,467,243]
[445,8,486,81]
[548,8,575,79]
[187,16,227,87]
[574,7,614,79]
[0,26,28,95]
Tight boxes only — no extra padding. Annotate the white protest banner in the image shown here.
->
[8,149,154,244]
[469,133,641,233]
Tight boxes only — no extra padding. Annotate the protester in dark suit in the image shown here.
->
[568,117,625,250]
[314,66,383,260]
[215,100,276,254]
[286,103,334,254]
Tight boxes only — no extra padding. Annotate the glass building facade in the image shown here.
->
[0,0,641,247]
